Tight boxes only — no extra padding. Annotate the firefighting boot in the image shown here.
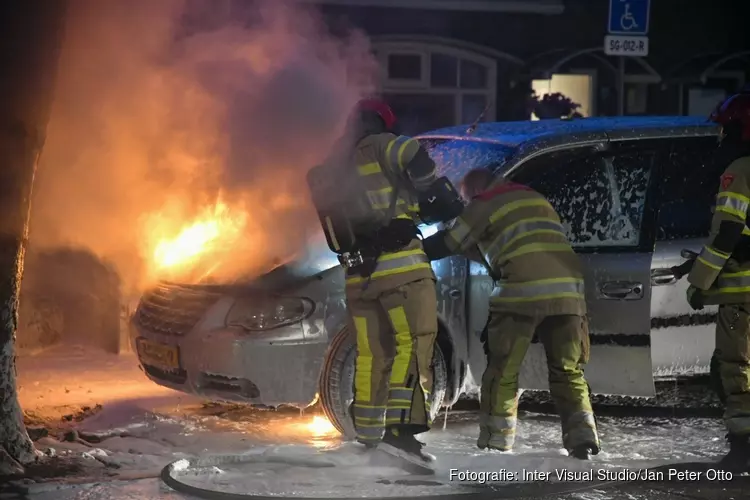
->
[719,434,750,472]
[349,402,378,451]
[378,428,436,467]
[570,444,596,461]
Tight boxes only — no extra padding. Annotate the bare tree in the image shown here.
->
[0,1,68,475]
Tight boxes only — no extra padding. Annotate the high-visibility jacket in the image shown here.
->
[345,132,438,292]
[688,156,750,304]
[442,182,587,317]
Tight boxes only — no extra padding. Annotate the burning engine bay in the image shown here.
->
[28,0,377,295]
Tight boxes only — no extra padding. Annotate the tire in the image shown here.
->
[710,349,727,406]
[318,327,448,439]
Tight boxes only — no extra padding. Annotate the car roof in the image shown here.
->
[417,116,719,148]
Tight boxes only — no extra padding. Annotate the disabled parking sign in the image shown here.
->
[608,0,650,35]
[605,0,650,57]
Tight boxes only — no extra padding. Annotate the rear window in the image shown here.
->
[419,138,516,185]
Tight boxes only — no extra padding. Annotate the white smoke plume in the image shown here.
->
[29,0,377,293]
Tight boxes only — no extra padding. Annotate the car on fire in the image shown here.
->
[130,116,725,437]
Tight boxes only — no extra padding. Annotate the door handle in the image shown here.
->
[448,288,462,298]
[651,268,678,287]
[599,281,644,300]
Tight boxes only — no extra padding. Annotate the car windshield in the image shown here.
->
[419,138,516,185]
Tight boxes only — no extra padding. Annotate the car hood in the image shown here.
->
[241,222,442,291]
[239,232,341,291]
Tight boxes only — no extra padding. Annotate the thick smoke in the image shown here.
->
[30,0,376,293]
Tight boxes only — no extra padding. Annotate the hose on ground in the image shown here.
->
[160,453,746,500]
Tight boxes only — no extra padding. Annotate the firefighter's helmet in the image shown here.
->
[710,88,750,142]
[356,98,397,131]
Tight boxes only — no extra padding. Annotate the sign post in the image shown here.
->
[605,0,650,115]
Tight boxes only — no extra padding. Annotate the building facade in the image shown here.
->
[189,0,749,134]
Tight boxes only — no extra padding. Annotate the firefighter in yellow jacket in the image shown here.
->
[421,167,600,460]
[333,99,442,464]
[682,89,750,471]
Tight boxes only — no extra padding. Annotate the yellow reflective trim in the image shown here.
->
[501,242,573,262]
[743,226,750,236]
[491,292,585,303]
[501,277,583,287]
[324,216,340,251]
[353,421,385,428]
[721,191,750,204]
[345,262,432,284]
[718,270,750,278]
[397,138,413,170]
[387,306,412,386]
[378,249,425,261]
[352,403,386,409]
[713,286,750,294]
[499,229,566,256]
[489,199,549,224]
[696,256,722,271]
[706,246,731,259]
[353,316,371,402]
[715,206,747,220]
[358,162,381,175]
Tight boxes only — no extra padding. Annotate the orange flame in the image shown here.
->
[144,199,249,281]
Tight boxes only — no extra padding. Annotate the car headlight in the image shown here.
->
[225,296,315,331]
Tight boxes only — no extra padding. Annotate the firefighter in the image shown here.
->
[336,99,442,465]
[683,88,750,471]
[421,167,600,460]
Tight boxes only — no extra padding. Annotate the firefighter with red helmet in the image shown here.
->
[683,88,750,471]
[308,98,462,467]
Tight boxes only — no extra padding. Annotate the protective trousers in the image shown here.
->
[478,312,599,452]
[347,278,438,445]
[716,304,750,436]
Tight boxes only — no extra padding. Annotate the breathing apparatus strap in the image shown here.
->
[360,181,403,290]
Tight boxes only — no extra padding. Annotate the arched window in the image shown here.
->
[371,41,498,135]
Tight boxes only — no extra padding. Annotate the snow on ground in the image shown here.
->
[13,345,732,499]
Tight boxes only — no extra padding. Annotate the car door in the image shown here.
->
[420,137,518,397]
[508,142,659,397]
[650,136,723,378]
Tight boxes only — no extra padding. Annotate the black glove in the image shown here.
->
[686,285,704,311]
[422,233,454,261]
[671,259,695,280]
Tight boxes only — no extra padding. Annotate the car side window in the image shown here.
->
[655,137,722,240]
[518,149,654,248]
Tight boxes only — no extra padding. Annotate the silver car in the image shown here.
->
[130,116,723,436]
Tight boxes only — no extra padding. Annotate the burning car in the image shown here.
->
[130,116,723,437]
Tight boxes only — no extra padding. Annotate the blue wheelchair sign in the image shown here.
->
[608,0,650,35]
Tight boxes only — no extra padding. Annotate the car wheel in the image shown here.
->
[710,349,726,406]
[318,327,448,439]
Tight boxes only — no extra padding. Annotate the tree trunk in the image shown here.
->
[0,0,68,475]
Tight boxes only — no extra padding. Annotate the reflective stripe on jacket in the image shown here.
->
[443,182,586,317]
[345,133,436,292]
[690,156,750,305]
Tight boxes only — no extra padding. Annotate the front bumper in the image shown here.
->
[130,292,330,407]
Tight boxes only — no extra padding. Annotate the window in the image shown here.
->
[387,54,422,80]
[430,53,458,88]
[374,42,497,134]
[460,59,488,89]
[419,139,516,186]
[382,93,455,136]
[656,138,723,240]
[520,150,654,248]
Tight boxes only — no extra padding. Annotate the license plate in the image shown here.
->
[136,338,180,370]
